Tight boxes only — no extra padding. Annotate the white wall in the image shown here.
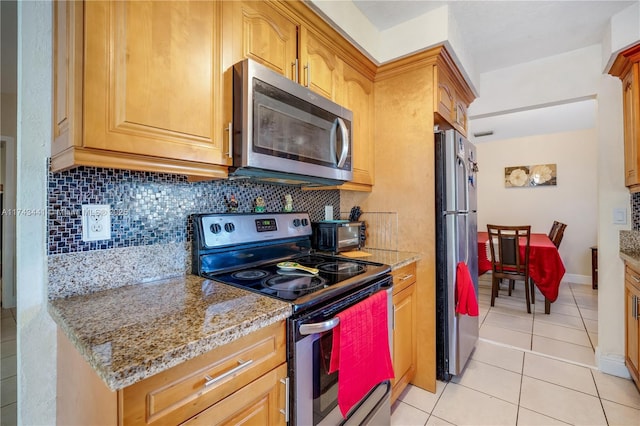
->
[469,45,603,117]
[475,128,598,281]
[17,2,56,424]
[596,74,630,377]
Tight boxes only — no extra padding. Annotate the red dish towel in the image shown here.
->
[329,290,394,418]
[456,262,479,316]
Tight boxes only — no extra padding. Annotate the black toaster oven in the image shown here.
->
[311,221,363,254]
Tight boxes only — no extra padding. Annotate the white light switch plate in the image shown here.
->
[324,205,333,221]
[82,204,111,241]
[613,207,627,225]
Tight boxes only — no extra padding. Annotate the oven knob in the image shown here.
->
[301,218,309,226]
[224,222,235,233]
[293,218,301,227]
[210,223,222,234]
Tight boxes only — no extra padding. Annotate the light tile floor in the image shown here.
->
[391,274,640,425]
[1,308,16,426]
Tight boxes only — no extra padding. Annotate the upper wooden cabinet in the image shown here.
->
[610,44,640,192]
[340,61,375,188]
[229,0,376,190]
[433,55,473,136]
[299,26,341,101]
[227,1,298,79]
[53,1,231,179]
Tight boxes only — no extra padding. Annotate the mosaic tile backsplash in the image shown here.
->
[48,166,340,254]
[633,192,640,231]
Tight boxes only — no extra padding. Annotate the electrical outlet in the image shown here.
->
[82,204,111,242]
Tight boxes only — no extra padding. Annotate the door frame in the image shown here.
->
[1,135,16,308]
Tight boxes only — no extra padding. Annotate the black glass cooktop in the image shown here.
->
[204,254,389,308]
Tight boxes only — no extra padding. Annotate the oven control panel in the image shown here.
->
[195,212,312,248]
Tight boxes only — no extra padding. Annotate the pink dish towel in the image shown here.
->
[329,290,395,418]
[455,262,479,316]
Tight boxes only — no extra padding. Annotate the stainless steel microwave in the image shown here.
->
[231,59,353,186]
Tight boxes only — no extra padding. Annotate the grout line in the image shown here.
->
[478,337,598,370]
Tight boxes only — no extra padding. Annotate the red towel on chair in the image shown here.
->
[329,290,394,418]
[456,262,479,316]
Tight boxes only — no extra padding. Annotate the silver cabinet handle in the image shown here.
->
[399,274,414,282]
[292,59,298,84]
[634,295,639,320]
[299,317,339,335]
[203,358,253,388]
[304,62,310,87]
[632,274,640,283]
[225,122,232,159]
[279,377,290,422]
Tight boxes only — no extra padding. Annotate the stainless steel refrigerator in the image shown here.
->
[435,129,479,381]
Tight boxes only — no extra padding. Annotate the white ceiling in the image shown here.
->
[351,0,635,74]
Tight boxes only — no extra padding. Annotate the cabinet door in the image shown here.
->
[625,277,640,385]
[83,1,228,165]
[182,364,288,426]
[340,61,374,187]
[454,100,468,135]
[299,26,340,101]
[622,64,640,187]
[434,65,455,126]
[229,1,298,80]
[391,282,417,403]
[52,0,83,154]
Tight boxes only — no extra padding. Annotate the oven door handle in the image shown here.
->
[299,317,340,335]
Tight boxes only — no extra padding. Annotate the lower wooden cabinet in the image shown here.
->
[391,262,417,403]
[57,321,288,425]
[625,263,640,390]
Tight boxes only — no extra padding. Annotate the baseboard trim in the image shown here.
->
[596,348,631,379]
[562,274,591,285]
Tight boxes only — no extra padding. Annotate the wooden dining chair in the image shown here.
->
[526,221,567,313]
[486,224,532,313]
[548,221,567,248]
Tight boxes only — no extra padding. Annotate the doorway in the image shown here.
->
[0,136,16,308]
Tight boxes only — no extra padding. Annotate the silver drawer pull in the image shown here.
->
[633,274,640,283]
[279,377,290,422]
[203,359,253,388]
[299,317,340,335]
[399,274,414,282]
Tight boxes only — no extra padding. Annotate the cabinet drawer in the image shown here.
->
[182,363,288,425]
[122,321,286,425]
[626,264,640,293]
[392,262,417,295]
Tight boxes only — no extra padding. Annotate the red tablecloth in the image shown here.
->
[478,231,566,302]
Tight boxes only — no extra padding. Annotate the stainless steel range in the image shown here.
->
[192,212,393,425]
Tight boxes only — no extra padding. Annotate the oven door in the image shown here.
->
[292,284,392,426]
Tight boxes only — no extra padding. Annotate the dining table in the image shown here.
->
[477,231,566,313]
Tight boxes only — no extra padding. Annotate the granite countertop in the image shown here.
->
[620,230,640,269]
[336,249,422,269]
[48,275,292,391]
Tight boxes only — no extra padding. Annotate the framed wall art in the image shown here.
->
[505,163,557,188]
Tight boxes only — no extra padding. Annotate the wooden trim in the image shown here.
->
[610,43,640,78]
[376,45,442,80]
[50,147,229,180]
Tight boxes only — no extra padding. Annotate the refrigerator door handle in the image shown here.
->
[457,152,471,264]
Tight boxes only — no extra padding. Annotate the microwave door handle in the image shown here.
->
[336,117,349,168]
